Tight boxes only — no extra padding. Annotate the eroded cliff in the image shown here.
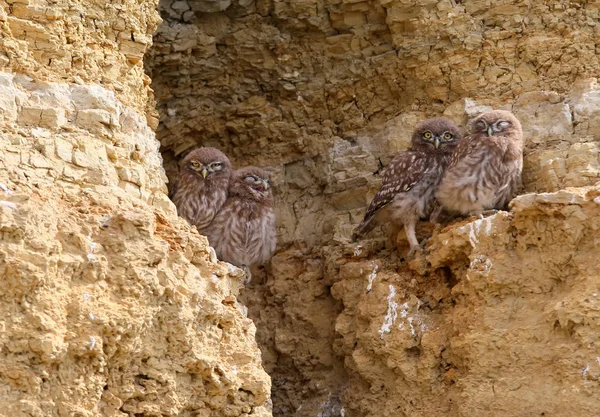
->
[148,1,600,416]
[1,0,599,416]
[0,1,270,416]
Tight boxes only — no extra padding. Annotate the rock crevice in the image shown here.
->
[148,1,600,416]
[0,1,270,416]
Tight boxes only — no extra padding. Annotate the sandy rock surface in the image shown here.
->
[148,1,600,416]
[2,0,600,416]
[0,1,271,416]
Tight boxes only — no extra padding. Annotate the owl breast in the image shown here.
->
[171,175,229,231]
[388,155,448,223]
[437,141,522,214]
[205,197,276,267]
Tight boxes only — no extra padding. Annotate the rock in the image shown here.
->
[190,0,232,13]
[0,1,272,416]
[513,91,573,140]
[0,73,27,122]
[569,78,600,136]
[5,0,600,416]
[147,1,600,415]
[443,97,494,126]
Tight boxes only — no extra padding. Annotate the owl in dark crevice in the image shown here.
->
[170,147,232,233]
[203,166,277,275]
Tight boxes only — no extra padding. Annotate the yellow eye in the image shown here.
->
[443,132,453,140]
[191,162,200,168]
[423,131,432,139]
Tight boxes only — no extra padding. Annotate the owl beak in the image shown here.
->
[201,167,208,178]
[433,136,441,149]
[487,126,494,137]
[262,180,269,190]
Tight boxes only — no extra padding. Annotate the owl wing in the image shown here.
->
[352,151,432,240]
[250,206,277,265]
[448,133,479,168]
[168,179,178,200]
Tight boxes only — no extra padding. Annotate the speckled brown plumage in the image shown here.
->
[170,147,232,233]
[353,117,462,257]
[204,166,276,271]
[436,110,523,217]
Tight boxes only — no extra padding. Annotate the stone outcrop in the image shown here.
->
[2,0,600,416]
[334,187,600,416]
[0,1,270,416]
[148,1,600,416]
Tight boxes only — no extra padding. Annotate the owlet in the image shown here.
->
[436,110,523,218]
[170,147,232,233]
[353,117,462,258]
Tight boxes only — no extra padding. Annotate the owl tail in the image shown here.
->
[352,216,375,242]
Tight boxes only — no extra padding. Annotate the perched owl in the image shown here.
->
[352,117,462,258]
[170,147,232,232]
[435,110,523,217]
[204,167,276,275]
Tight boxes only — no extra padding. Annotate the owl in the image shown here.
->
[435,110,523,218]
[352,117,462,258]
[170,147,232,232]
[204,166,276,276]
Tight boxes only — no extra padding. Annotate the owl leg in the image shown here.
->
[404,220,423,260]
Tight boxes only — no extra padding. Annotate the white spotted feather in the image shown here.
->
[353,117,463,257]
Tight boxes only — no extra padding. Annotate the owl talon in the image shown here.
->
[471,209,498,220]
[406,245,425,260]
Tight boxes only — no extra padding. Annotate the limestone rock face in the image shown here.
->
[3,0,600,416]
[333,187,600,416]
[0,1,270,416]
[148,1,600,416]
[148,0,600,247]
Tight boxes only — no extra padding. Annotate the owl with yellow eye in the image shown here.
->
[353,117,463,258]
[170,147,233,232]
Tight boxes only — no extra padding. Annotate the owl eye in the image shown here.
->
[497,120,511,129]
[211,162,223,170]
[443,132,453,140]
[244,176,256,183]
[476,120,486,128]
[191,161,200,168]
[423,131,433,139]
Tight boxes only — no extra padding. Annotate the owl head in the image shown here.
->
[470,110,523,140]
[230,166,273,203]
[412,117,462,154]
[181,147,232,182]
